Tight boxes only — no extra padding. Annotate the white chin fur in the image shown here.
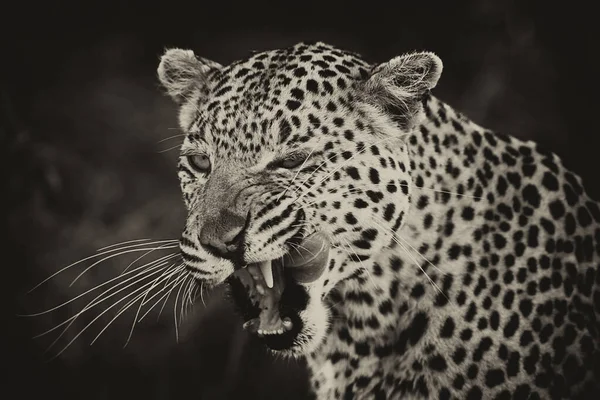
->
[296,285,330,354]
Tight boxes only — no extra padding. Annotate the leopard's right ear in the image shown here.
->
[157,48,222,104]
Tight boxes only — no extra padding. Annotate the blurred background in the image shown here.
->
[5,0,596,399]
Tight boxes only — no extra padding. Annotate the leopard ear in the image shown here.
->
[361,51,443,130]
[157,48,222,104]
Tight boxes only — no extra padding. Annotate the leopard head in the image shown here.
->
[157,42,442,355]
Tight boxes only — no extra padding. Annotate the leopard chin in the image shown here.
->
[227,232,330,352]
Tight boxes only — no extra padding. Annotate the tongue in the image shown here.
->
[283,232,330,283]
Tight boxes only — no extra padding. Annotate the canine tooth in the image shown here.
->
[259,260,274,288]
[283,317,293,331]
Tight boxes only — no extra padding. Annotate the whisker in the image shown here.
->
[396,240,449,302]
[158,143,182,153]
[44,263,177,359]
[276,144,321,202]
[89,267,184,349]
[69,243,179,287]
[123,262,185,346]
[29,239,179,293]
[37,261,171,342]
[157,133,186,144]
[97,238,156,252]
[365,213,452,277]
[339,237,381,292]
[179,276,194,322]
[137,271,187,323]
[292,135,402,205]
[200,281,206,308]
[395,235,451,277]
[173,274,188,343]
[120,241,180,276]
[22,253,180,317]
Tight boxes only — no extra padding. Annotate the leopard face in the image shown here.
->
[157,42,442,354]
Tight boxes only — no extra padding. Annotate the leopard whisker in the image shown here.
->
[366,213,453,276]
[339,237,382,292]
[136,271,187,323]
[29,239,179,293]
[22,252,180,317]
[37,260,172,342]
[44,263,179,359]
[157,133,186,144]
[124,262,185,346]
[69,242,179,287]
[120,241,181,276]
[200,281,207,308]
[94,267,185,347]
[97,238,156,252]
[277,144,321,202]
[396,240,449,301]
[173,272,189,343]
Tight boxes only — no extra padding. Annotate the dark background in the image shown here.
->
[5,1,597,399]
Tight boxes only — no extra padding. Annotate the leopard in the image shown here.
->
[156,41,600,399]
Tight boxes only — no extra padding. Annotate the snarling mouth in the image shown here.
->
[227,232,330,350]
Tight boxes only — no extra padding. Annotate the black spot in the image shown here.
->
[278,119,292,143]
[369,168,380,184]
[472,337,492,361]
[503,313,519,338]
[428,355,448,372]
[460,328,473,341]
[417,195,429,210]
[493,234,507,249]
[378,203,395,223]
[440,317,455,338]
[286,100,301,111]
[354,199,368,209]
[448,244,461,260]
[411,284,425,299]
[466,385,482,400]
[502,290,515,309]
[294,67,308,77]
[522,184,541,208]
[346,167,361,180]
[306,79,318,93]
[452,347,467,364]
[577,206,592,227]
[519,298,533,317]
[514,384,531,399]
[345,213,357,225]
[520,330,534,346]
[541,172,559,191]
[485,369,505,388]
[507,351,520,377]
[548,200,565,219]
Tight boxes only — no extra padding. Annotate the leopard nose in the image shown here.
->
[199,210,249,259]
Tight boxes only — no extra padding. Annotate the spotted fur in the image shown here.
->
[157,42,600,399]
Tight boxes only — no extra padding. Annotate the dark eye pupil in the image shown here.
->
[188,155,211,172]
[281,156,303,169]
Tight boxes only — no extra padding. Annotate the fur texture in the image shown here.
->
[158,41,600,399]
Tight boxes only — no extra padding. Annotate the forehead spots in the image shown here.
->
[189,42,371,152]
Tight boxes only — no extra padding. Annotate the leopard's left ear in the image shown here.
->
[360,51,443,130]
[157,48,222,104]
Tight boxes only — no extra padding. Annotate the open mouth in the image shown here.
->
[226,232,330,350]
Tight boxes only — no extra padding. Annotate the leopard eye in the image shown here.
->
[187,154,211,173]
[278,155,306,169]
